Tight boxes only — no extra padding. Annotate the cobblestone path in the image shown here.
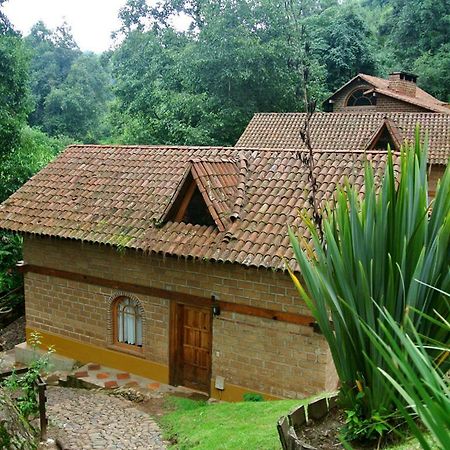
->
[46,387,167,450]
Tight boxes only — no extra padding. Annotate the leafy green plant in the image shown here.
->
[288,131,450,442]
[0,231,24,317]
[0,422,12,449]
[243,392,264,402]
[342,404,393,442]
[362,301,449,450]
[2,332,54,420]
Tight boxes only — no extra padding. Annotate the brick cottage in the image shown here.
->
[0,72,448,401]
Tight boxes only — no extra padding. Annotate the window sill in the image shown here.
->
[107,344,145,359]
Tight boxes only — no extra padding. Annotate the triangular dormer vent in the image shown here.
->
[162,159,239,231]
[365,118,402,151]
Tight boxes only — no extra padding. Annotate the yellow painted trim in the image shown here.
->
[27,327,282,401]
[26,328,169,384]
[210,380,282,402]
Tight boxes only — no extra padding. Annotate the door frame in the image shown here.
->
[169,301,213,395]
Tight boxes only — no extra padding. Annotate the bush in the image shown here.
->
[243,392,264,402]
[288,131,450,442]
[0,332,54,449]
[0,126,72,202]
[0,231,23,315]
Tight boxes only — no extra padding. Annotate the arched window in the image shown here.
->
[346,89,376,107]
[113,296,143,348]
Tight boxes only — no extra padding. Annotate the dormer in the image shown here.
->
[162,159,240,231]
[365,118,402,151]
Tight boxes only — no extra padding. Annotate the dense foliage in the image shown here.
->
[0,0,448,148]
[288,134,450,443]
[0,332,54,449]
[0,32,30,154]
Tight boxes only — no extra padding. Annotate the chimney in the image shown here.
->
[388,71,417,97]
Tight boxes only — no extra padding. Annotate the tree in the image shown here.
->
[0,0,14,36]
[305,3,379,92]
[115,0,151,36]
[25,21,81,129]
[43,53,112,142]
[111,0,331,145]
[0,14,30,155]
[414,44,450,102]
[0,127,70,202]
[382,0,450,63]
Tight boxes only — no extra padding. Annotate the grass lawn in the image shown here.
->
[160,396,302,450]
[159,396,430,450]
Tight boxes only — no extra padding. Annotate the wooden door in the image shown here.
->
[170,303,212,393]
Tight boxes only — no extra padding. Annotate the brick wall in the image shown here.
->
[375,95,428,113]
[429,164,446,198]
[387,79,416,98]
[23,236,336,399]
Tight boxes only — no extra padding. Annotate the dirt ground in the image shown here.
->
[295,408,409,449]
[0,315,25,351]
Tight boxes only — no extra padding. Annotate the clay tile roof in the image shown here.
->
[191,159,239,231]
[325,73,450,114]
[236,112,450,165]
[0,145,398,271]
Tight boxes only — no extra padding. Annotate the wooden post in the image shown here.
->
[37,377,47,442]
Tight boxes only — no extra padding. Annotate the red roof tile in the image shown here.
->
[236,112,450,165]
[0,145,397,271]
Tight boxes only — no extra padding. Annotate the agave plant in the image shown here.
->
[288,130,450,440]
[362,303,449,449]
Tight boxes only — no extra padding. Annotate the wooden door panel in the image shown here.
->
[176,304,211,392]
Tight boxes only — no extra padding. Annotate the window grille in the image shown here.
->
[114,297,143,347]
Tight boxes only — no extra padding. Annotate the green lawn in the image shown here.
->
[160,396,429,450]
[160,396,302,450]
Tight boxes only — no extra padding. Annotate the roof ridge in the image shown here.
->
[252,111,450,117]
[67,143,397,154]
[230,156,249,222]
[67,144,237,150]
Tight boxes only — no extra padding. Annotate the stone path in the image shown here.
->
[72,363,173,392]
[46,386,167,450]
[71,362,204,397]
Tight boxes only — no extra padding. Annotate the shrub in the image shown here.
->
[288,131,450,442]
[0,332,54,449]
[243,392,264,402]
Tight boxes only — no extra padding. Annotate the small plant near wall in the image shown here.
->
[288,131,450,445]
[243,392,264,402]
[0,331,54,447]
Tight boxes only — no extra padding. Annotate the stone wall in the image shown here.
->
[23,236,337,399]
